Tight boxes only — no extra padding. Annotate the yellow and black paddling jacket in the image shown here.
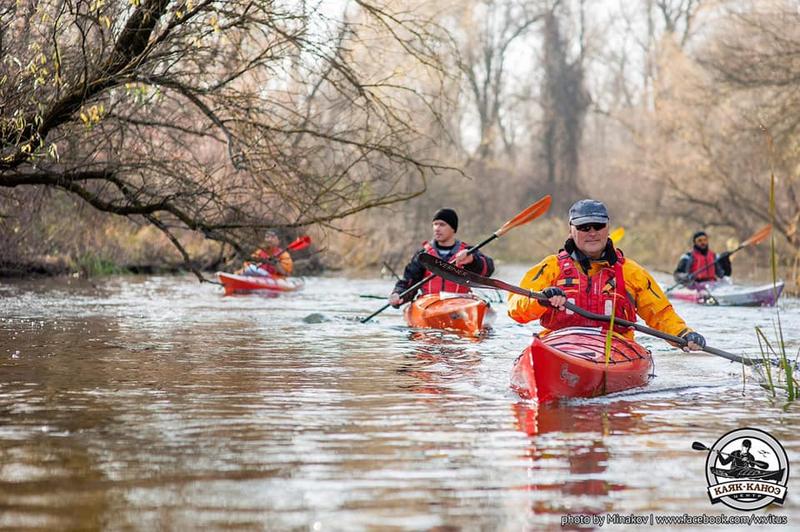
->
[537,249,637,335]
[509,245,691,341]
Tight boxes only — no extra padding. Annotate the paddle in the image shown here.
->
[360,195,553,323]
[255,235,312,261]
[382,261,401,281]
[692,441,769,469]
[665,225,772,293]
[418,253,789,370]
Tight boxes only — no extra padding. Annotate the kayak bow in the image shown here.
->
[511,327,653,403]
[404,293,495,336]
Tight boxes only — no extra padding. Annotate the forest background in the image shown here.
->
[1,0,798,292]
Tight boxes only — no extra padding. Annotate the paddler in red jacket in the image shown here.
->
[389,208,494,307]
[240,230,293,278]
[507,199,706,351]
[673,231,732,285]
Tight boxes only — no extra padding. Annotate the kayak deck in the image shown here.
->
[404,293,494,336]
[711,466,784,481]
[510,327,653,403]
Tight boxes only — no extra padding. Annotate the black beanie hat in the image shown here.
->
[692,230,707,242]
[433,208,458,232]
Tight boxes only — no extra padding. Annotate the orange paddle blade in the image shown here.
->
[609,227,625,244]
[494,195,552,237]
[287,235,311,251]
[742,225,771,247]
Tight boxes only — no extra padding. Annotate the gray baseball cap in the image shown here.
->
[568,199,610,225]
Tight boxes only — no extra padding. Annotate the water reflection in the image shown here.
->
[0,274,798,530]
[396,331,483,395]
[511,401,643,521]
[512,400,644,438]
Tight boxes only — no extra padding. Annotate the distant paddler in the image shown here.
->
[673,230,732,286]
[388,209,495,307]
[238,230,294,278]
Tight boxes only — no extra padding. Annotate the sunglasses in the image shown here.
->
[575,223,607,232]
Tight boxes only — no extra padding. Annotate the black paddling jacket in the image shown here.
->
[392,240,494,303]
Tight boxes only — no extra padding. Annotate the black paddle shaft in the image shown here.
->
[418,253,781,369]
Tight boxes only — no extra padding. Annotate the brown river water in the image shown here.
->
[1,266,798,530]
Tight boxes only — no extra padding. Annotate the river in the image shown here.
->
[1,266,798,530]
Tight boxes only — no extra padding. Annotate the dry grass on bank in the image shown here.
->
[0,193,223,276]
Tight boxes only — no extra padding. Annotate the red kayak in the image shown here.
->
[404,293,494,336]
[510,327,653,403]
[216,272,304,296]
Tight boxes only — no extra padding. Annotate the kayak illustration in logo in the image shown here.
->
[693,427,789,511]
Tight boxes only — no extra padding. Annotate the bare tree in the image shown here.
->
[654,0,703,48]
[676,0,800,250]
[0,0,455,279]
[539,0,591,207]
[452,0,543,160]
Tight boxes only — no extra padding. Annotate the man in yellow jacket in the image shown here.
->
[508,199,706,351]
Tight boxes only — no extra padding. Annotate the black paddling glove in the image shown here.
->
[682,331,706,349]
[542,286,566,299]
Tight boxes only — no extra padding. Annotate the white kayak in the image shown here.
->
[670,278,784,307]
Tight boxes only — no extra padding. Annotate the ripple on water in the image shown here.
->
[0,272,797,529]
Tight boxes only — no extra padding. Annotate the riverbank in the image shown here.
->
[0,255,326,279]
[0,256,219,278]
[1,211,796,295]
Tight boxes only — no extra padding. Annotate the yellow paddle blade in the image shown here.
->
[743,224,772,247]
[494,195,552,237]
[609,227,625,244]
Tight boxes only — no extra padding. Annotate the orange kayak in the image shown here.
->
[510,327,653,403]
[216,272,304,296]
[404,293,494,335]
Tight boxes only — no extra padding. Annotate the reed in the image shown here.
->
[73,253,127,276]
[753,129,798,401]
[754,325,798,401]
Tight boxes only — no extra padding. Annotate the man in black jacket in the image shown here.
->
[673,231,732,284]
[388,208,494,307]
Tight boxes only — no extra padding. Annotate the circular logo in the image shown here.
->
[702,428,789,511]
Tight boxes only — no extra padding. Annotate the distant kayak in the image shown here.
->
[669,279,784,307]
[216,272,304,296]
[404,293,494,336]
[510,327,653,403]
